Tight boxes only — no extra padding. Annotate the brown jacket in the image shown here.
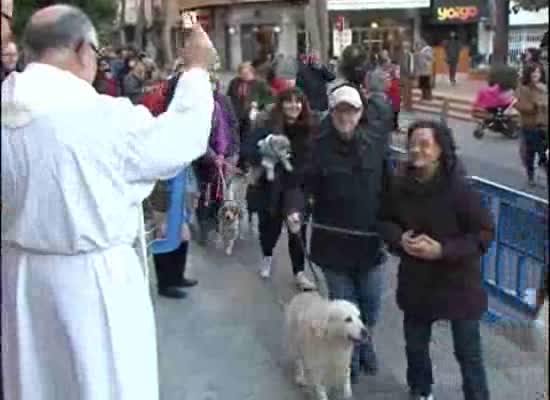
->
[515,83,548,129]
[378,169,494,321]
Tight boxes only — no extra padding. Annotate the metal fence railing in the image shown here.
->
[470,177,548,320]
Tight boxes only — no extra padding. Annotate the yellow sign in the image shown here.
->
[437,6,479,22]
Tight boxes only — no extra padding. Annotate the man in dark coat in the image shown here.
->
[296,51,335,114]
[290,85,391,383]
[445,32,461,86]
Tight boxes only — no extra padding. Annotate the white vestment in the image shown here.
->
[1,63,213,400]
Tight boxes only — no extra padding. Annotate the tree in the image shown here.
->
[492,0,548,65]
[492,0,510,64]
[13,0,117,38]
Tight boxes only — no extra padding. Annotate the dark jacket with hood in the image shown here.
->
[296,63,335,111]
[241,112,315,216]
[304,117,390,272]
[378,168,494,321]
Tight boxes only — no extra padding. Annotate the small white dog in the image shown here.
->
[284,292,368,400]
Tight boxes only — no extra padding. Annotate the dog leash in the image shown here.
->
[284,219,327,299]
[285,218,381,300]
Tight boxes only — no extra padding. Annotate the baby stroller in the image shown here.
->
[472,102,520,140]
[472,65,521,140]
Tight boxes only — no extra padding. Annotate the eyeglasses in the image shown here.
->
[76,39,100,57]
[1,11,12,22]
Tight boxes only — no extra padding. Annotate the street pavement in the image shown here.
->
[152,231,545,400]
[152,82,546,399]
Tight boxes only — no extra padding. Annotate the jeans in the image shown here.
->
[323,265,384,374]
[404,316,490,400]
[522,128,548,180]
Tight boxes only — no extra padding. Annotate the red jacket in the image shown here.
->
[386,78,401,113]
[141,81,168,116]
[270,77,292,96]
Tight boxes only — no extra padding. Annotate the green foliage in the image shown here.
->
[13,0,117,38]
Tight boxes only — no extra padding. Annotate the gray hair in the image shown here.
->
[366,68,387,93]
[23,6,97,61]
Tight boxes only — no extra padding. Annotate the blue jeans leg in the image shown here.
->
[356,265,383,369]
[323,266,384,375]
[522,128,545,180]
[451,320,490,400]
[403,316,434,396]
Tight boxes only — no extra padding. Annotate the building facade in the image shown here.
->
[327,0,431,60]
[177,0,307,71]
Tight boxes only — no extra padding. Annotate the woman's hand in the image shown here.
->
[214,154,225,169]
[181,223,191,242]
[401,231,443,260]
[286,212,302,234]
[153,211,167,239]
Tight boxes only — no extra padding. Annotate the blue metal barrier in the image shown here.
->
[149,171,186,254]
[470,177,548,320]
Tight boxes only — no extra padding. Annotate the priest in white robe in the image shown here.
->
[1,5,215,400]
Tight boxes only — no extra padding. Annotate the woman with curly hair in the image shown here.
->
[378,120,494,400]
[242,88,317,291]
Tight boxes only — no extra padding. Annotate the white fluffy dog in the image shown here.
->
[284,292,369,400]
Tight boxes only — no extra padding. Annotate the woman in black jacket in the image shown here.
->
[242,88,317,291]
[378,120,494,400]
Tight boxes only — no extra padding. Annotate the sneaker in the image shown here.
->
[295,271,317,291]
[528,177,537,187]
[409,391,434,400]
[260,256,273,279]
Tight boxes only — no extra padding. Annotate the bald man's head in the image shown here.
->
[1,0,13,48]
[23,5,99,83]
[24,5,97,61]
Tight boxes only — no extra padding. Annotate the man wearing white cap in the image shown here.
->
[288,84,390,384]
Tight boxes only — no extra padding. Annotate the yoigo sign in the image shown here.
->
[433,0,483,24]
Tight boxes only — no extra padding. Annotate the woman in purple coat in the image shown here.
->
[193,78,240,245]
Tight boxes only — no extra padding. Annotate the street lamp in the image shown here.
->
[273,26,281,33]
[370,22,379,29]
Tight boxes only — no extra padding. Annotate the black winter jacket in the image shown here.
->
[378,169,494,321]
[241,115,314,216]
[296,64,335,111]
[305,118,390,272]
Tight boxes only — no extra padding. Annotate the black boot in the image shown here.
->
[158,286,187,299]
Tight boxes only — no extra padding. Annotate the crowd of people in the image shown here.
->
[1,3,548,400]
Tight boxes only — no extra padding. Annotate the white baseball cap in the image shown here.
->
[329,85,363,109]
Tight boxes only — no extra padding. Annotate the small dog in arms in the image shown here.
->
[284,292,369,400]
[257,134,293,181]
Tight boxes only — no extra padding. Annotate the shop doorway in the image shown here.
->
[240,24,279,65]
[351,23,412,61]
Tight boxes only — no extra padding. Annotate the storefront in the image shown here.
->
[214,3,304,71]
[327,0,431,60]
[422,0,487,72]
[177,0,304,71]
